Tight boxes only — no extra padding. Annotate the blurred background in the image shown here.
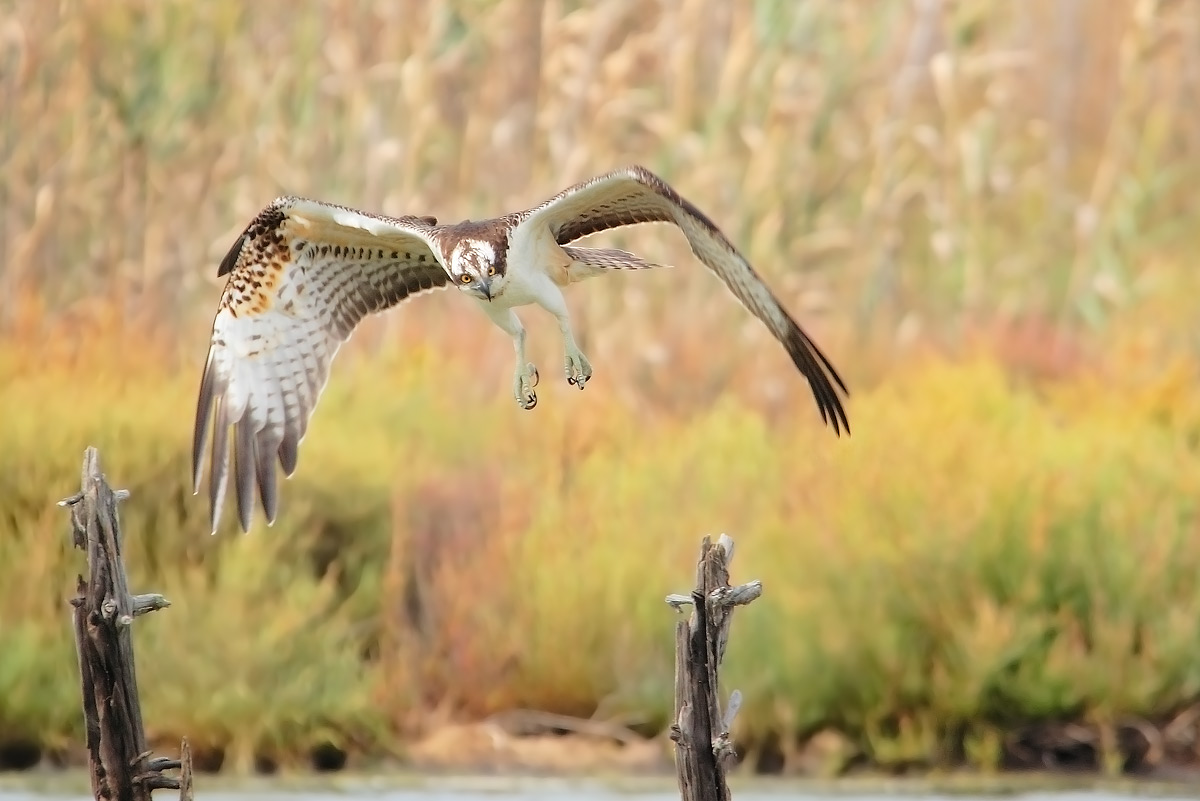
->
[2,0,1200,781]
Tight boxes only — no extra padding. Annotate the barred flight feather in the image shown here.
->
[192,198,448,534]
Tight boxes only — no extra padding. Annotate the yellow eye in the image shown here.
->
[488,266,496,276]
[459,274,471,284]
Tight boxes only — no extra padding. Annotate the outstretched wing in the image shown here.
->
[516,165,850,434]
[193,197,450,534]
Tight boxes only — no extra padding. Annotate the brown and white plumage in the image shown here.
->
[194,165,849,534]
[513,166,849,430]
[192,199,449,533]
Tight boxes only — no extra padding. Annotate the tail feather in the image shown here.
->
[562,246,672,282]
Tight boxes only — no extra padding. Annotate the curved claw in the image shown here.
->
[564,347,593,390]
[514,362,539,410]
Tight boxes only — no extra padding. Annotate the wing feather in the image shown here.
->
[560,245,670,277]
[518,165,850,434]
[193,197,451,534]
[234,415,257,533]
[208,394,230,527]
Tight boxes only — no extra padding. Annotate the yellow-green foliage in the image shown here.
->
[2,338,1197,770]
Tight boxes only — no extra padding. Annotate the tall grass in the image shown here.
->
[5,1,1200,351]
[2,0,1200,775]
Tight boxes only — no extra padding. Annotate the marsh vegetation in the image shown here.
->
[2,0,1199,777]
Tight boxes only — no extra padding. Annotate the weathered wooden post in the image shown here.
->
[666,534,762,801]
[59,447,194,801]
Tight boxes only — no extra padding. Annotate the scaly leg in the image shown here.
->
[537,285,593,389]
[478,302,539,409]
[561,322,592,389]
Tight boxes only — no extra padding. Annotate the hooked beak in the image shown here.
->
[480,277,493,301]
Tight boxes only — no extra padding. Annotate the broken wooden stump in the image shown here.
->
[666,534,762,801]
[60,447,194,801]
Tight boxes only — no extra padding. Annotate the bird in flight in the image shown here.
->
[193,165,850,534]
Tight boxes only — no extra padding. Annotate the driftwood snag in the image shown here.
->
[666,534,762,801]
[60,447,194,801]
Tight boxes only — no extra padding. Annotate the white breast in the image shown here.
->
[491,265,553,309]
[492,221,573,309]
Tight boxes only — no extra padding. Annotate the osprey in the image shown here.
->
[193,165,850,533]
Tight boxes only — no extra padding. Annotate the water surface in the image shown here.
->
[5,773,1200,801]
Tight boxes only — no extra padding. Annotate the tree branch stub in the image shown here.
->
[63,446,193,801]
[667,534,762,801]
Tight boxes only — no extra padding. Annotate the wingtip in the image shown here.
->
[824,397,851,438]
[780,324,852,439]
[217,233,247,278]
[830,416,851,439]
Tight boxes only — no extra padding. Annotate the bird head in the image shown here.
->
[449,239,506,300]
